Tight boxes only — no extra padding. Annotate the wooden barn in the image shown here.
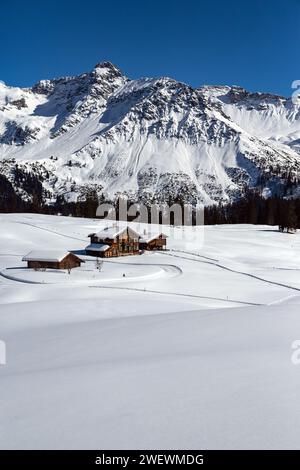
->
[139,231,168,251]
[86,225,140,257]
[22,250,84,270]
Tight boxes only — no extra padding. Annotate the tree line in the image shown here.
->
[204,192,299,232]
[0,177,299,232]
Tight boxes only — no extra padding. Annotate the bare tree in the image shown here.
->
[96,257,103,272]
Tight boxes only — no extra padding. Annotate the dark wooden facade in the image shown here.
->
[139,234,167,251]
[27,253,83,270]
[87,227,140,258]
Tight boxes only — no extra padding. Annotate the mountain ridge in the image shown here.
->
[1,61,300,207]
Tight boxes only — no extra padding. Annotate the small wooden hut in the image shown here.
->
[139,231,167,251]
[22,250,84,270]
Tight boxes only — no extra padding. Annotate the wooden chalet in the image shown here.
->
[86,225,140,257]
[139,231,167,251]
[22,250,84,270]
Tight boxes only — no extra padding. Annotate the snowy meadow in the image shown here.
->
[1,213,300,449]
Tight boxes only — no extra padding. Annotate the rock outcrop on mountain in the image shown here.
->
[1,61,300,206]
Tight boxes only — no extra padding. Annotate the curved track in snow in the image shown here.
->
[0,260,181,286]
[9,221,300,304]
[163,250,300,294]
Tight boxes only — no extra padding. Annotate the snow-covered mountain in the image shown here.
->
[1,61,300,206]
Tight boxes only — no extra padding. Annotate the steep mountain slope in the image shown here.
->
[1,61,300,206]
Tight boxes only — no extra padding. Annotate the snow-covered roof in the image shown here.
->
[139,232,168,243]
[85,244,111,252]
[22,250,74,263]
[89,225,140,240]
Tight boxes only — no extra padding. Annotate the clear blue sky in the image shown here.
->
[1,0,300,96]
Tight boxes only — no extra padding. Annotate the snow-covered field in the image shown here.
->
[1,213,300,449]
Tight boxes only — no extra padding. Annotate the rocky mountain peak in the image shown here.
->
[93,61,123,77]
[1,62,300,207]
